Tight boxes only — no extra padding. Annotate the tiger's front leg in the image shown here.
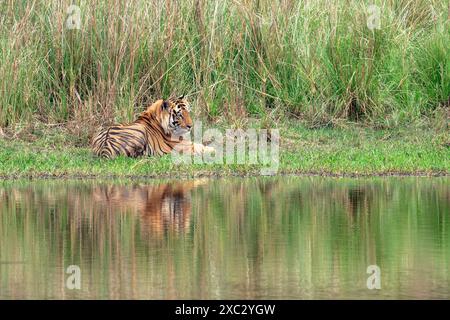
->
[192,142,215,155]
[174,140,215,155]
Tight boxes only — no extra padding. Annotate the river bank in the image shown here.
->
[0,123,448,179]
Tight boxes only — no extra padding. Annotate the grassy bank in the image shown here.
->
[1,0,449,130]
[1,1,449,178]
[0,123,448,179]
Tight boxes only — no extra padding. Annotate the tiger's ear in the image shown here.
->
[162,100,170,110]
[178,94,185,100]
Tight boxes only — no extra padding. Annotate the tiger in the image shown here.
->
[91,95,214,158]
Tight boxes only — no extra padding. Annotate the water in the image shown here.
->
[0,177,448,299]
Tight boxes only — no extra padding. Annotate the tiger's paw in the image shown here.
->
[203,145,215,154]
[193,143,215,155]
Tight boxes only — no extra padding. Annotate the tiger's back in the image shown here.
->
[91,123,150,158]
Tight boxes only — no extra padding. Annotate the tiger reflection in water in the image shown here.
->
[93,180,206,237]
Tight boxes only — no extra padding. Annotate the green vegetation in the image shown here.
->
[0,1,448,178]
[0,123,448,178]
[0,0,449,129]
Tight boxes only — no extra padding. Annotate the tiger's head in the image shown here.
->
[153,95,193,137]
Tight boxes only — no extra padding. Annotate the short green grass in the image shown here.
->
[1,124,448,179]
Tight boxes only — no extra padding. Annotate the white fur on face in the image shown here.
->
[160,111,172,135]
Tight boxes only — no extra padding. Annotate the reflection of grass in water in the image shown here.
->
[198,177,450,297]
[0,177,449,299]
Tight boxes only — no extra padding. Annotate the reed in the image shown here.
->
[0,0,448,129]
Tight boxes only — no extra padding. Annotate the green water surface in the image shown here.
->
[0,177,449,299]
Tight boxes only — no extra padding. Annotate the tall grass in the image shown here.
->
[0,0,448,129]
